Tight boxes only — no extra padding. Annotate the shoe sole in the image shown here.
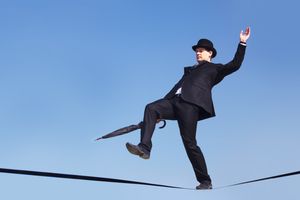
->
[196,185,213,190]
[126,143,149,159]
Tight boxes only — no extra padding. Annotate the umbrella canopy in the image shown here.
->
[95,120,166,141]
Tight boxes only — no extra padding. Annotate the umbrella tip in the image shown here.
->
[95,137,103,141]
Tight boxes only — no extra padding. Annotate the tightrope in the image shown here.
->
[0,167,190,190]
[219,170,300,189]
[0,167,299,190]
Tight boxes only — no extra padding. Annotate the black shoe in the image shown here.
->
[196,181,213,190]
[126,142,150,159]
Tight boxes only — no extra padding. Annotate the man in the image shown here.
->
[126,27,251,189]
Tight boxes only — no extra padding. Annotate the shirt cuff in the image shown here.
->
[240,41,247,46]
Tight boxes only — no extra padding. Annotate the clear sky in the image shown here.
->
[0,0,299,199]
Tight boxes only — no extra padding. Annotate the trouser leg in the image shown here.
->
[175,97,211,183]
[139,99,175,152]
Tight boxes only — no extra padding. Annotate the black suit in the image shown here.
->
[139,43,246,183]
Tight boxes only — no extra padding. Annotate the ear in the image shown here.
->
[208,51,213,58]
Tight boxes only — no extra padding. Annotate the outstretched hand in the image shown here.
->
[240,27,251,43]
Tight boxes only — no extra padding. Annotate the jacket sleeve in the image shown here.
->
[215,43,246,84]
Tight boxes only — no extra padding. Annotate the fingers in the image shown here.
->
[240,30,244,35]
[245,26,251,36]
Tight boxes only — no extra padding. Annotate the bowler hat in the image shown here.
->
[192,39,217,58]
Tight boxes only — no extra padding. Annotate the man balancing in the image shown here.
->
[126,27,251,190]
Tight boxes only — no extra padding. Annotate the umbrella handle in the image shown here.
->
[158,120,166,129]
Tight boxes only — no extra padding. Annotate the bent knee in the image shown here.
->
[145,103,157,112]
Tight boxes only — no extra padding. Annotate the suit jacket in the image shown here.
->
[164,43,246,120]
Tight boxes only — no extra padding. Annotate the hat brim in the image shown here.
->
[192,45,217,58]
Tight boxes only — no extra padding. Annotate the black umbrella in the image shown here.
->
[95,120,166,141]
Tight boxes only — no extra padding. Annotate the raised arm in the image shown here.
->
[215,27,251,84]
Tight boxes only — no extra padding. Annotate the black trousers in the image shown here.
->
[138,95,211,183]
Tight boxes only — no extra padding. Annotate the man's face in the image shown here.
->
[195,47,213,62]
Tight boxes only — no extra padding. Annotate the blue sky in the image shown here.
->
[0,0,299,199]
